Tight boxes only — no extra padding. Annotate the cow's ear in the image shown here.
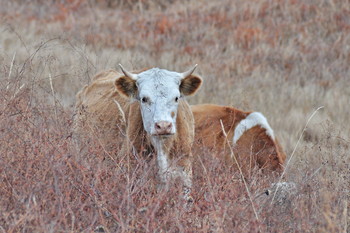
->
[115,75,138,98]
[180,74,202,96]
[115,64,138,98]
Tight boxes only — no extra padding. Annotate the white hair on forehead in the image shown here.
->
[233,112,275,144]
[137,68,181,85]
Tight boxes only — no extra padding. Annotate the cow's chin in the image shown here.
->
[151,133,175,138]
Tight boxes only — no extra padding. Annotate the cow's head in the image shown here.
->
[115,64,202,136]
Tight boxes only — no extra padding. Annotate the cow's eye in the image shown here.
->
[175,97,179,102]
[141,97,149,103]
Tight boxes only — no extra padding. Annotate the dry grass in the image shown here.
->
[1,0,349,231]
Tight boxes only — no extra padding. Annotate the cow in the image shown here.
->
[74,65,202,200]
[191,104,286,176]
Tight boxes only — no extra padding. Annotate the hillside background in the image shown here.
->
[1,0,349,232]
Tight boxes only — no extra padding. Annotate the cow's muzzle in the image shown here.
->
[153,121,173,135]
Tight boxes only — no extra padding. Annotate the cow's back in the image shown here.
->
[191,104,249,157]
[74,70,128,152]
[192,104,285,175]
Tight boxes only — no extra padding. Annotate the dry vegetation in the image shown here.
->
[1,0,349,232]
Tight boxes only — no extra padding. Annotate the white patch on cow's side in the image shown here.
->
[233,112,275,144]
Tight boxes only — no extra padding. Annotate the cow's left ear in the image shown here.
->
[180,74,202,96]
[115,75,137,98]
[115,64,138,98]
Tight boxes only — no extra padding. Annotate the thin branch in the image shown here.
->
[49,73,58,120]
[219,119,260,222]
[270,106,324,204]
[7,51,16,90]
[113,99,126,124]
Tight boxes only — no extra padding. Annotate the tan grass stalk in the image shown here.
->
[12,83,25,99]
[48,73,57,120]
[7,51,16,90]
[220,120,259,222]
[343,199,348,233]
[270,106,324,205]
[113,99,126,124]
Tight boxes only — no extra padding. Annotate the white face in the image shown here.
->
[136,68,181,136]
[115,65,202,137]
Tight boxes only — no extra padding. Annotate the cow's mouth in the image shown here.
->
[152,133,175,137]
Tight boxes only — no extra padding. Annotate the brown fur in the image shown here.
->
[74,70,128,152]
[191,104,286,176]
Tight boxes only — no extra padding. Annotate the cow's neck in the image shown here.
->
[151,136,174,185]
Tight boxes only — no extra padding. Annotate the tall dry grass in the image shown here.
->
[1,0,349,231]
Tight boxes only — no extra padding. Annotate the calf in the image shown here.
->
[191,104,286,176]
[75,65,202,199]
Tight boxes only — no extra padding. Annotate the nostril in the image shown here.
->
[155,123,161,129]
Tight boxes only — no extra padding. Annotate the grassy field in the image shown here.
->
[1,0,349,232]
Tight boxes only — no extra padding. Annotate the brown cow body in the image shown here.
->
[74,67,202,200]
[74,70,128,152]
[191,104,286,175]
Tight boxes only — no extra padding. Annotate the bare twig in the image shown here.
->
[219,119,260,222]
[113,99,126,124]
[6,24,30,55]
[303,165,324,183]
[271,106,324,204]
[343,199,348,233]
[12,83,25,99]
[49,73,58,120]
[7,51,16,90]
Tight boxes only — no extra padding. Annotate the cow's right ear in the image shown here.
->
[115,64,138,98]
[115,75,137,98]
